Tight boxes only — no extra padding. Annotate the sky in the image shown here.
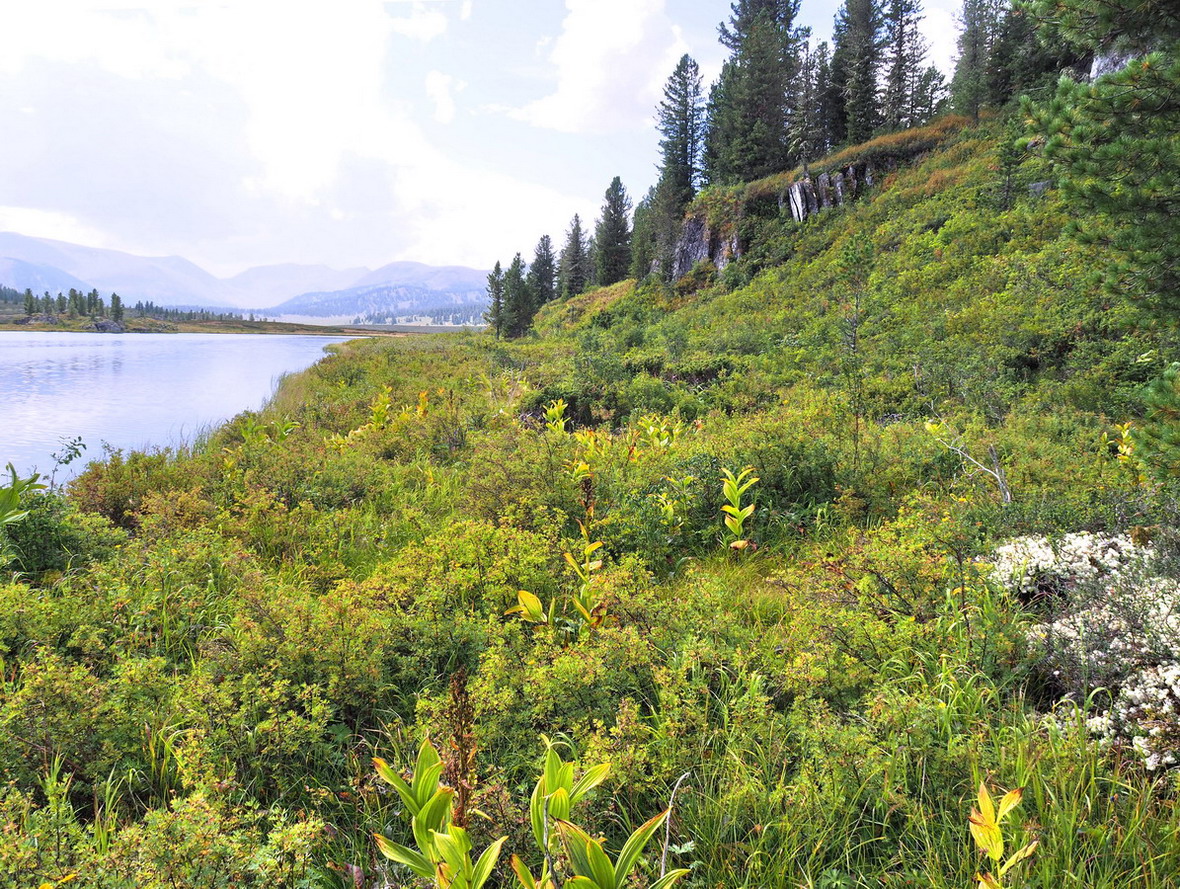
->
[0,0,962,278]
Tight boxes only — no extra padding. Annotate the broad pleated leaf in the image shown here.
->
[555,820,596,879]
[471,836,507,889]
[529,778,552,848]
[977,783,996,826]
[413,787,455,855]
[1000,840,1039,877]
[373,833,434,879]
[565,877,601,889]
[373,757,417,815]
[510,854,538,889]
[543,748,563,793]
[997,787,1024,822]
[530,779,547,848]
[412,740,445,807]
[968,811,1003,862]
[615,809,668,885]
[548,787,572,823]
[584,836,617,889]
[649,868,691,889]
[570,763,610,804]
[432,828,473,882]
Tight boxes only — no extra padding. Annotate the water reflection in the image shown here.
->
[1,332,352,479]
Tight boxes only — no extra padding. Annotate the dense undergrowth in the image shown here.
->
[4,118,1180,888]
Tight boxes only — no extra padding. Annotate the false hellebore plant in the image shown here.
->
[374,738,690,889]
[968,783,1038,889]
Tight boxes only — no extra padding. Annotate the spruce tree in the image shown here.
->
[22,289,34,315]
[951,0,1003,120]
[594,177,633,287]
[1027,0,1179,313]
[502,253,530,337]
[1026,0,1180,474]
[558,214,591,299]
[527,235,557,308]
[484,261,505,339]
[657,55,705,213]
[630,188,657,281]
[833,0,885,145]
[704,0,807,183]
[882,0,925,131]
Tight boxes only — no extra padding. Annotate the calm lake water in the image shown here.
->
[1,331,353,480]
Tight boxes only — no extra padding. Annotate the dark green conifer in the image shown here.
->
[484,260,505,339]
[527,235,556,308]
[558,214,591,299]
[593,177,633,287]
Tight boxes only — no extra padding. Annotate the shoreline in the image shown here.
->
[0,317,475,337]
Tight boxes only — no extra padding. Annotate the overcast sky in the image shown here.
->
[0,0,962,277]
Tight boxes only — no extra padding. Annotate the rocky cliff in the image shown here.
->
[671,160,877,278]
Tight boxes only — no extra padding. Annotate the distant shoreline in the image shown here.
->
[0,317,476,337]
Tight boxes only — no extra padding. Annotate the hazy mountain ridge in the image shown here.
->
[269,281,487,326]
[0,232,487,321]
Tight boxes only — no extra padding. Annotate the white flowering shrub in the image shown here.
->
[992,532,1149,601]
[991,532,1180,770]
[1084,663,1180,771]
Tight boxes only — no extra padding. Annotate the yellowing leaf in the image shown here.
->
[969,811,1003,862]
[976,871,1001,889]
[977,783,996,826]
[1000,840,1039,877]
[997,787,1024,822]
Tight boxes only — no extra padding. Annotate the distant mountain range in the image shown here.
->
[0,232,488,325]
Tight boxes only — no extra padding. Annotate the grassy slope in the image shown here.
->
[2,119,1179,887]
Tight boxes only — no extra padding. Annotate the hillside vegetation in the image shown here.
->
[3,119,1180,889]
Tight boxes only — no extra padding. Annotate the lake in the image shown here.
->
[0,331,354,480]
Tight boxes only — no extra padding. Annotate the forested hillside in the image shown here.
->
[3,0,1180,887]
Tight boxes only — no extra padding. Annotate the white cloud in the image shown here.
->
[922,1,961,76]
[387,2,449,42]
[0,206,113,249]
[512,0,688,134]
[425,71,465,123]
[0,0,642,275]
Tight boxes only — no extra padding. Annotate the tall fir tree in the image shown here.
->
[881,0,926,130]
[483,261,505,339]
[594,177,633,287]
[630,187,658,281]
[951,0,1003,120]
[985,4,1085,108]
[833,0,885,145]
[527,235,557,308]
[558,214,592,299]
[501,253,531,338]
[657,54,705,213]
[704,0,807,184]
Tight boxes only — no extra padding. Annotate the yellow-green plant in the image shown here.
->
[369,385,394,430]
[510,742,610,889]
[373,739,506,889]
[565,522,606,630]
[545,399,569,434]
[1,462,45,565]
[968,782,1038,889]
[529,741,610,851]
[636,414,681,450]
[552,812,689,889]
[507,589,555,628]
[720,466,758,549]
